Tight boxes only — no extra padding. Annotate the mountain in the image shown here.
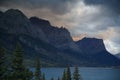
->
[116,53,120,59]
[76,38,120,66]
[30,17,81,51]
[0,9,72,66]
[0,9,120,67]
[0,9,47,42]
[76,37,106,54]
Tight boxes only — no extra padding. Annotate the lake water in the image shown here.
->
[30,67,120,80]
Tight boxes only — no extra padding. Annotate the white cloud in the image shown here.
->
[58,1,120,55]
[104,39,120,55]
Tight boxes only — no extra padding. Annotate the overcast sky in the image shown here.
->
[0,0,120,55]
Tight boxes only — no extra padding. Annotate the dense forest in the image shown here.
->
[0,43,82,80]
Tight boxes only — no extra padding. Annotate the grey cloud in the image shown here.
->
[0,0,78,14]
[84,0,120,15]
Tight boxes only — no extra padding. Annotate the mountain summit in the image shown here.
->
[76,37,106,54]
[0,9,120,67]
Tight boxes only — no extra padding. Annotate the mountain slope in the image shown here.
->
[76,37,106,54]
[0,9,47,42]
[76,38,120,66]
[30,17,80,51]
[116,53,120,59]
[0,9,120,67]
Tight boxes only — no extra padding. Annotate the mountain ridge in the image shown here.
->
[0,9,120,67]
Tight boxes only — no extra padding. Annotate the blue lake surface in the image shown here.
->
[30,67,120,80]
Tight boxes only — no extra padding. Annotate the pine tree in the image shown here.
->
[58,77,60,80]
[73,66,82,80]
[62,69,67,80]
[24,68,33,80]
[51,77,54,80]
[42,73,45,80]
[0,46,8,80]
[11,43,33,80]
[35,56,41,80]
[11,43,25,80]
[66,67,71,80]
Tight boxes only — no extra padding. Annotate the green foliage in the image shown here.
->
[62,69,67,80]
[0,43,84,80]
[57,77,60,80]
[35,56,41,80]
[62,67,83,80]
[11,43,25,80]
[66,67,71,80]
[24,68,33,80]
[73,66,83,80]
[11,43,33,80]
[0,46,8,80]
[51,77,54,80]
[42,73,45,80]
[73,66,80,80]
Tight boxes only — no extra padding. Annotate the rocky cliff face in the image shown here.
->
[0,9,120,67]
[0,9,47,41]
[30,17,80,51]
[76,37,106,54]
[76,38,120,66]
[1,9,31,34]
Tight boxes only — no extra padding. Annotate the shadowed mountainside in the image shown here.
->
[0,9,120,67]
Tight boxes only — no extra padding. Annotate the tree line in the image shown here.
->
[61,67,82,80]
[0,43,82,80]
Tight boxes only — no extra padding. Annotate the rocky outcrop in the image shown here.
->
[76,37,120,66]
[0,9,47,41]
[0,9,120,67]
[76,37,106,54]
[30,17,80,51]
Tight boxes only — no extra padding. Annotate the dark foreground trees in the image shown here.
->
[0,43,33,80]
[42,73,45,80]
[11,43,25,80]
[51,77,54,80]
[35,57,41,80]
[62,69,67,80]
[0,43,41,80]
[66,67,71,80]
[10,43,33,80]
[62,67,83,80]
[0,46,8,80]
[73,66,82,80]
[0,43,83,80]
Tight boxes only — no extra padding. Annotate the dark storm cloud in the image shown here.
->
[0,0,78,14]
[84,0,120,14]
